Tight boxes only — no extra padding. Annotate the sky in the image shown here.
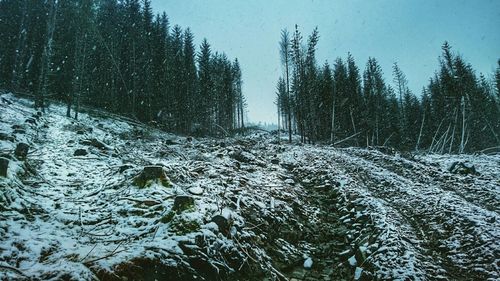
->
[150,0,500,124]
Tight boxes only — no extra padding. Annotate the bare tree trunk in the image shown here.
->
[285,59,292,143]
[36,0,58,112]
[66,93,72,117]
[11,0,28,90]
[449,108,458,153]
[330,98,335,144]
[459,96,466,154]
[429,119,444,152]
[350,107,359,146]
[415,107,426,151]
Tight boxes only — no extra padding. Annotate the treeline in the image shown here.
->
[0,0,246,136]
[276,26,500,153]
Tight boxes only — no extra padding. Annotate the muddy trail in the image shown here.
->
[1,94,499,281]
[264,146,499,281]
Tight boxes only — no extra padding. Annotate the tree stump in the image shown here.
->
[14,143,29,160]
[173,196,195,212]
[133,166,171,188]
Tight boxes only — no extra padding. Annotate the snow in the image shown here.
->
[0,93,498,280]
[348,255,357,266]
[354,267,363,280]
[303,257,313,269]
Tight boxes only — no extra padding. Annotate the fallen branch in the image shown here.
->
[334,131,363,146]
[0,263,27,277]
[83,240,126,265]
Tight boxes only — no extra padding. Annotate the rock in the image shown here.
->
[303,257,313,269]
[448,161,478,175]
[0,132,15,142]
[0,157,9,177]
[74,149,88,156]
[12,128,26,134]
[133,166,171,188]
[76,130,86,135]
[271,158,280,165]
[211,215,229,235]
[14,143,29,160]
[188,186,204,195]
[172,196,195,213]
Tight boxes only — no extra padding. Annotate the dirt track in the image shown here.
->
[274,146,499,280]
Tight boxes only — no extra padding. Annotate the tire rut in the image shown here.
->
[329,148,499,280]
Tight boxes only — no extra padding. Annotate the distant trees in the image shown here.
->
[275,26,499,153]
[0,0,246,136]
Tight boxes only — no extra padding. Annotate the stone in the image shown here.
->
[76,130,86,135]
[133,166,171,188]
[74,149,88,156]
[188,186,204,195]
[172,196,195,212]
[271,158,280,165]
[0,157,9,177]
[14,143,29,160]
[211,215,229,235]
[448,161,478,175]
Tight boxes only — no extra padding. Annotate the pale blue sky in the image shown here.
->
[151,0,500,123]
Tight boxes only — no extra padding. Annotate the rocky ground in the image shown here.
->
[0,93,499,281]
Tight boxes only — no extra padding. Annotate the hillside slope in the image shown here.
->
[0,94,498,281]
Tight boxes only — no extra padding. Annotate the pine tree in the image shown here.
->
[279,29,292,142]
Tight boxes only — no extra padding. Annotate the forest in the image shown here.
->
[0,0,246,136]
[276,26,500,153]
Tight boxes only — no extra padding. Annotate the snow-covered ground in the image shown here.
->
[1,93,498,281]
